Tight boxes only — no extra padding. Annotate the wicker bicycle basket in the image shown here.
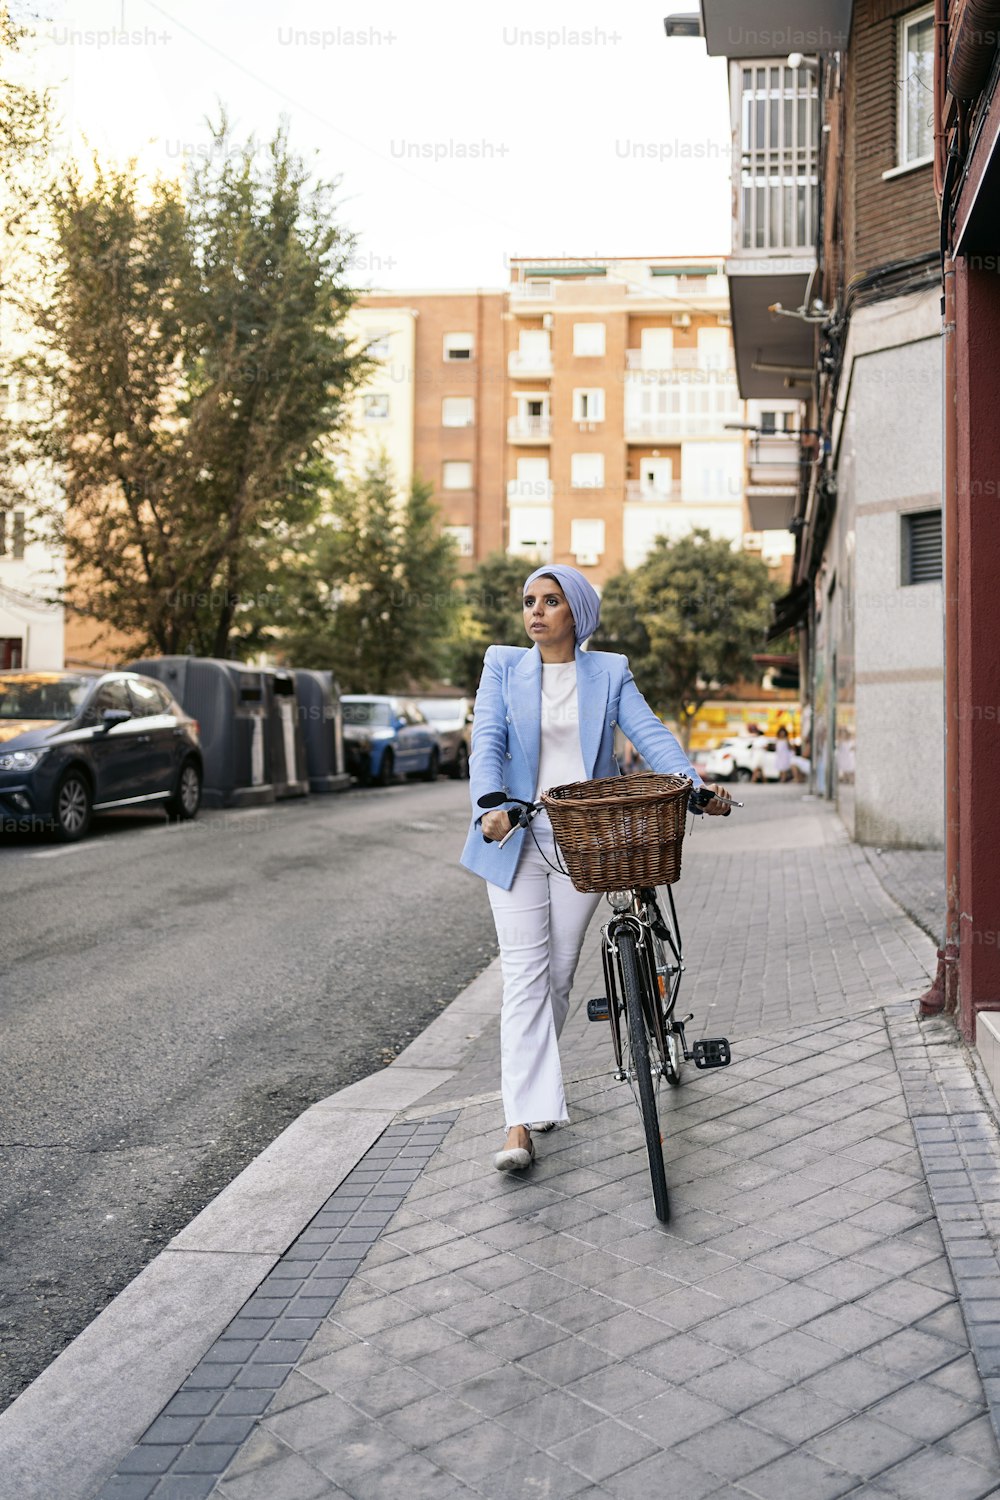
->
[540,772,692,894]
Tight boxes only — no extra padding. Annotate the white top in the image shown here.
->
[534,660,586,804]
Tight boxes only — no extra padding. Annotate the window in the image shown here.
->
[0,511,26,560]
[443,332,474,361]
[129,679,173,718]
[88,678,133,724]
[573,322,606,357]
[366,329,391,359]
[738,62,819,250]
[571,453,605,489]
[442,461,473,490]
[570,518,605,564]
[681,441,743,499]
[444,524,474,556]
[640,328,673,370]
[902,509,942,584]
[572,388,605,422]
[899,8,934,167]
[363,393,390,420]
[442,396,474,427]
[697,326,732,370]
[760,411,777,433]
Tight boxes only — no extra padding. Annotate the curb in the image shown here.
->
[0,959,503,1500]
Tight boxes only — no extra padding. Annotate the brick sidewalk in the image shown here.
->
[97,790,1000,1500]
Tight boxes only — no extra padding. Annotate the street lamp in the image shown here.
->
[663,14,703,38]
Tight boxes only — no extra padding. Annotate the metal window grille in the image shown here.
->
[902,509,942,584]
[739,63,819,252]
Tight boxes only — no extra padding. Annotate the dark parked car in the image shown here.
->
[341,695,440,786]
[0,669,203,841]
[417,697,472,779]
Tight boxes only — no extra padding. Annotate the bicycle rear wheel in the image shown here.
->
[617,927,670,1223]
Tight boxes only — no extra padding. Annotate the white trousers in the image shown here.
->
[487,820,602,1128]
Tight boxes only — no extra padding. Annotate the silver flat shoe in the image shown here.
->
[530,1121,557,1133]
[493,1137,535,1172]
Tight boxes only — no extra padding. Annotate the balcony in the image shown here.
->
[507,478,555,503]
[508,348,554,378]
[507,415,552,442]
[510,280,553,301]
[625,348,736,374]
[626,480,682,502]
[698,0,853,56]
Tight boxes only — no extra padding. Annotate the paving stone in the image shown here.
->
[216,1451,331,1499]
[425,1416,539,1485]
[685,1356,788,1414]
[597,1449,721,1499]
[873,1446,999,1500]
[549,1417,661,1483]
[672,1416,789,1481]
[869,1383,984,1442]
[741,1385,852,1443]
[737,1449,862,1500]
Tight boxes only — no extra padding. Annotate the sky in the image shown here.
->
[16,0,734,290]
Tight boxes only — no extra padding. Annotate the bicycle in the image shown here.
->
[479,778,739,1223]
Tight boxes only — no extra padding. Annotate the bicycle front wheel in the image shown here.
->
[618,927,670,1223]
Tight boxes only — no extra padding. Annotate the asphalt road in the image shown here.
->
[0,778,496,1413]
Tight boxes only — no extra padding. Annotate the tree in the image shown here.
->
[25,117,372,657]
[592,530,777,747]
[448,551,532,693]
[0,13,55,520]
[278,456,459,692]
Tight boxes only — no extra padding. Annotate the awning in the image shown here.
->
[767,580,811,641]
[699,0,853,56]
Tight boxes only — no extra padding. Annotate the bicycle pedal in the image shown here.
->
[693,1037,732,1069]
[587,997,610,1022]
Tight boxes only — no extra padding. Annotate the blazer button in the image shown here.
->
[505,751,512,759]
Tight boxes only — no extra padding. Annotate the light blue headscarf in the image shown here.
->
[523,564,601,645]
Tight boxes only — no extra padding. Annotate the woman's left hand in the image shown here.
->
[702,782,732,816]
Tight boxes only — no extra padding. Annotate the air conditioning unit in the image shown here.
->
[542,313,554,329]
[672,313,691,328]
[718,314,732,326]
[575,552,600,567]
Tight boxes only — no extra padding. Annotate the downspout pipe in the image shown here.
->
[921,0,961,1016]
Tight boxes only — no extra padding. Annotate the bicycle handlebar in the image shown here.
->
[479,781,740,843]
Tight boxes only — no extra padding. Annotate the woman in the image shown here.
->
[459,565,730,1172]
[775,725,793,783]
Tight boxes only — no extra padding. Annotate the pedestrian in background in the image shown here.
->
[775,724,793,782]
[460,565,731,1173]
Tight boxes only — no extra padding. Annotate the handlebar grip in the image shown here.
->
[482,808,521,843]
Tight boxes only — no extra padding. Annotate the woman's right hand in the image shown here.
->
[481,808,514,842]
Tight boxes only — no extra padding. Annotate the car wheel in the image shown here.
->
[450,743,469,780]
[54,768,92,842]
[735,767,753,783]
[167,758,202,821]
[376,748,394,787]
[422,749,440,782]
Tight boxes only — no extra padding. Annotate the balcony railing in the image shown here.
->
[510,280,553,300]
[507,415,552,441]
[508,348,554,377]
[507,478,555,503]
[625,383,742,439]
[625,348,736,373]
[625,480,681,502]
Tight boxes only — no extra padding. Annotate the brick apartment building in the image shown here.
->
[687,0,944,850]
[354,258,790,586]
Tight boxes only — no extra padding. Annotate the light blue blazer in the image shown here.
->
[460,644,704,890]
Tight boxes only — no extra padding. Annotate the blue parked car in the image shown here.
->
[340,695,441,786]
